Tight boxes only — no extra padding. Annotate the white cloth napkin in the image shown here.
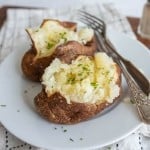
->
[0,3,150,150]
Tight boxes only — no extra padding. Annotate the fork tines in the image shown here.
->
[77,10,106,37]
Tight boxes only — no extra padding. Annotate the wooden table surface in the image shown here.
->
[0,6,150,49]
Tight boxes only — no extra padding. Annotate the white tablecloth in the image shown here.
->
[0,3,150,150]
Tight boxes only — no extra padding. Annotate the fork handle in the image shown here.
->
[106,40,150,96]
[117,60,150,124]
[121,59,150,95]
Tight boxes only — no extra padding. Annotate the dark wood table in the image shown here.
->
[127,17,150,49]
[0,6,150,49]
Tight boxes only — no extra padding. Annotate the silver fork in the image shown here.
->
[78,10,150,96]
[78,10,150,124]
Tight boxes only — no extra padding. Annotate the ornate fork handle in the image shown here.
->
[99,32,150,124]
[117,60,150,124]
[78,10,150,123]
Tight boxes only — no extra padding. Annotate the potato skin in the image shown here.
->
[35,91,106,124]
[21,48,55,81]
[21,20,97,82]
[34,65,121,124]
[53,37,97,64]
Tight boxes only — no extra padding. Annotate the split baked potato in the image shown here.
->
[21,19,97,81]
[34,52,122,124]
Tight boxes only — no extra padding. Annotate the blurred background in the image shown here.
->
[0,0,147,17]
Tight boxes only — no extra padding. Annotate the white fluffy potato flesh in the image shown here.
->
[26,20,94,58]
[42,52,120,104]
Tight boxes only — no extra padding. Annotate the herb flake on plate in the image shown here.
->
[69,138,74,142]
[0,104,6,107]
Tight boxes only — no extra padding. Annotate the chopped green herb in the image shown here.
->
[67,73,76,84]
[105,71,110,75]
[63,129,67,132]
[69,138,74,142]
[35,29,39,32]
[67,77,75,84]
[59,32,66,37]
[79,138,83,141]
[80,78,84,81]
[99,67,104,70]
[108,77,113,83]
[63,37,67,42]
[82,66,89,71]
[24,90,28,94]
[107,147,111,150]
[78,72,82,76]
[90,82,99,89]
[59,32,67,42]
[0,104,6,107]
[47,42,55,49]
[77,64,82,67]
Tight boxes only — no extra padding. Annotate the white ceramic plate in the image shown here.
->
[0,30,150,150]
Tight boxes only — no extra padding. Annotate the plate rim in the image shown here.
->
[0,30,149,150]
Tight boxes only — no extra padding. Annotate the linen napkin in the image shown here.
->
[0,3,150,150]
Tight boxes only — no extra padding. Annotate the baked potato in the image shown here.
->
[21,19,97,81]
[34,52,122,124]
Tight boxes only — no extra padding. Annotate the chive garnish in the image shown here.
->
[0,104,6,107]
[59,32,67,42]
[69,138,74,142]
[90,82,98,89]
[63,129,67,132]
[24,90,28,94]
[77,64,82,67]
[47,42,54,49]
[35,29,39,32]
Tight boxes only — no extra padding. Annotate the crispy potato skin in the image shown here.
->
[21,20,97,81]
[34,65,121,124]
[35,91,97,124]
[53,37,97,64]
[21,49,55,81]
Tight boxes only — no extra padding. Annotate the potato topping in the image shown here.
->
[42,52,120,104]
[26,20,94,58]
